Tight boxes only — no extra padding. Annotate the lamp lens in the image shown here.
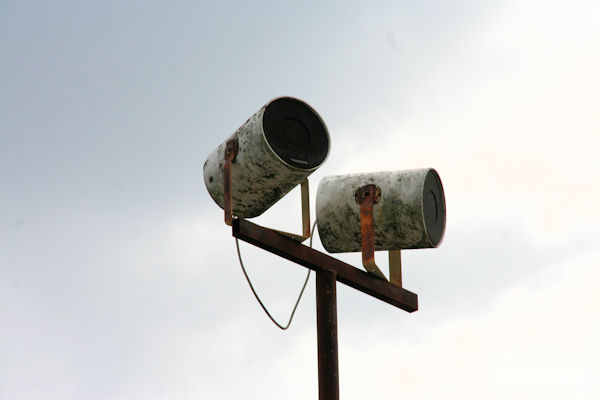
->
[263,97,329,169]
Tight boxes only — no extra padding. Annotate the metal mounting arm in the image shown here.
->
[355,184,403,287]
[223,137,238,226]
[355,184,386,279]
[272,178,311,242]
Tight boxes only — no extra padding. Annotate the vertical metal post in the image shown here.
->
[316,269,339,400]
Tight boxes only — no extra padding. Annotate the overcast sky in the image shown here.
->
[1,1,599,399]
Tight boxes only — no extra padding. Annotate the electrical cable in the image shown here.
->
[235,221,317,330]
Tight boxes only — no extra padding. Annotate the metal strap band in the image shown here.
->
[224,137,239,226]
[355,185,386,279]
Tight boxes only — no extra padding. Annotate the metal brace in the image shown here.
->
[272,178,311,243]
[388,249,402,287]
[355,184,403,286]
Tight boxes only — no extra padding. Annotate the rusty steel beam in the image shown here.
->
[232,218,418,312]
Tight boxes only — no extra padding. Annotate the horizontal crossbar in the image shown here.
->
[232,218,418,312]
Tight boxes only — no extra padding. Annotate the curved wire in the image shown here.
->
[235,221,317,330]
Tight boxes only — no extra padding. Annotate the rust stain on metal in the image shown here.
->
[355,185,386,279]
[223,137,238,226]
[355,184,381,205]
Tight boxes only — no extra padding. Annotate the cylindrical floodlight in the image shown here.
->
[204,97,330,218]
[316,168,445,252]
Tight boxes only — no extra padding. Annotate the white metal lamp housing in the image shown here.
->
[203,97,330,218]
[316,169,446,252]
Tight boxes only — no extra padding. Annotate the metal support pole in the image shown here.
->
[316,269,339,400]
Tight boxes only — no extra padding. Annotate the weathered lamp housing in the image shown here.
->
[316,168,446,253]
[203,96,330,218]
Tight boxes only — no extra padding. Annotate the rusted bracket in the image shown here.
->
[223,137,239,226]
[355,185,386,279]
[388,249,402,287]
[273,178,311,243]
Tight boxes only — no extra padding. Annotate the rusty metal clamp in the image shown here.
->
[355,185,385,279]
[355,184,403,286]
[223,137,239,226]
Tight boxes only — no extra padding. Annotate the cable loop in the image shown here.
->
[235,221,317,330]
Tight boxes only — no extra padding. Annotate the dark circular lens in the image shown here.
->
[281,118,310,149]
[263,97,329,169]
[422,169,446,246]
